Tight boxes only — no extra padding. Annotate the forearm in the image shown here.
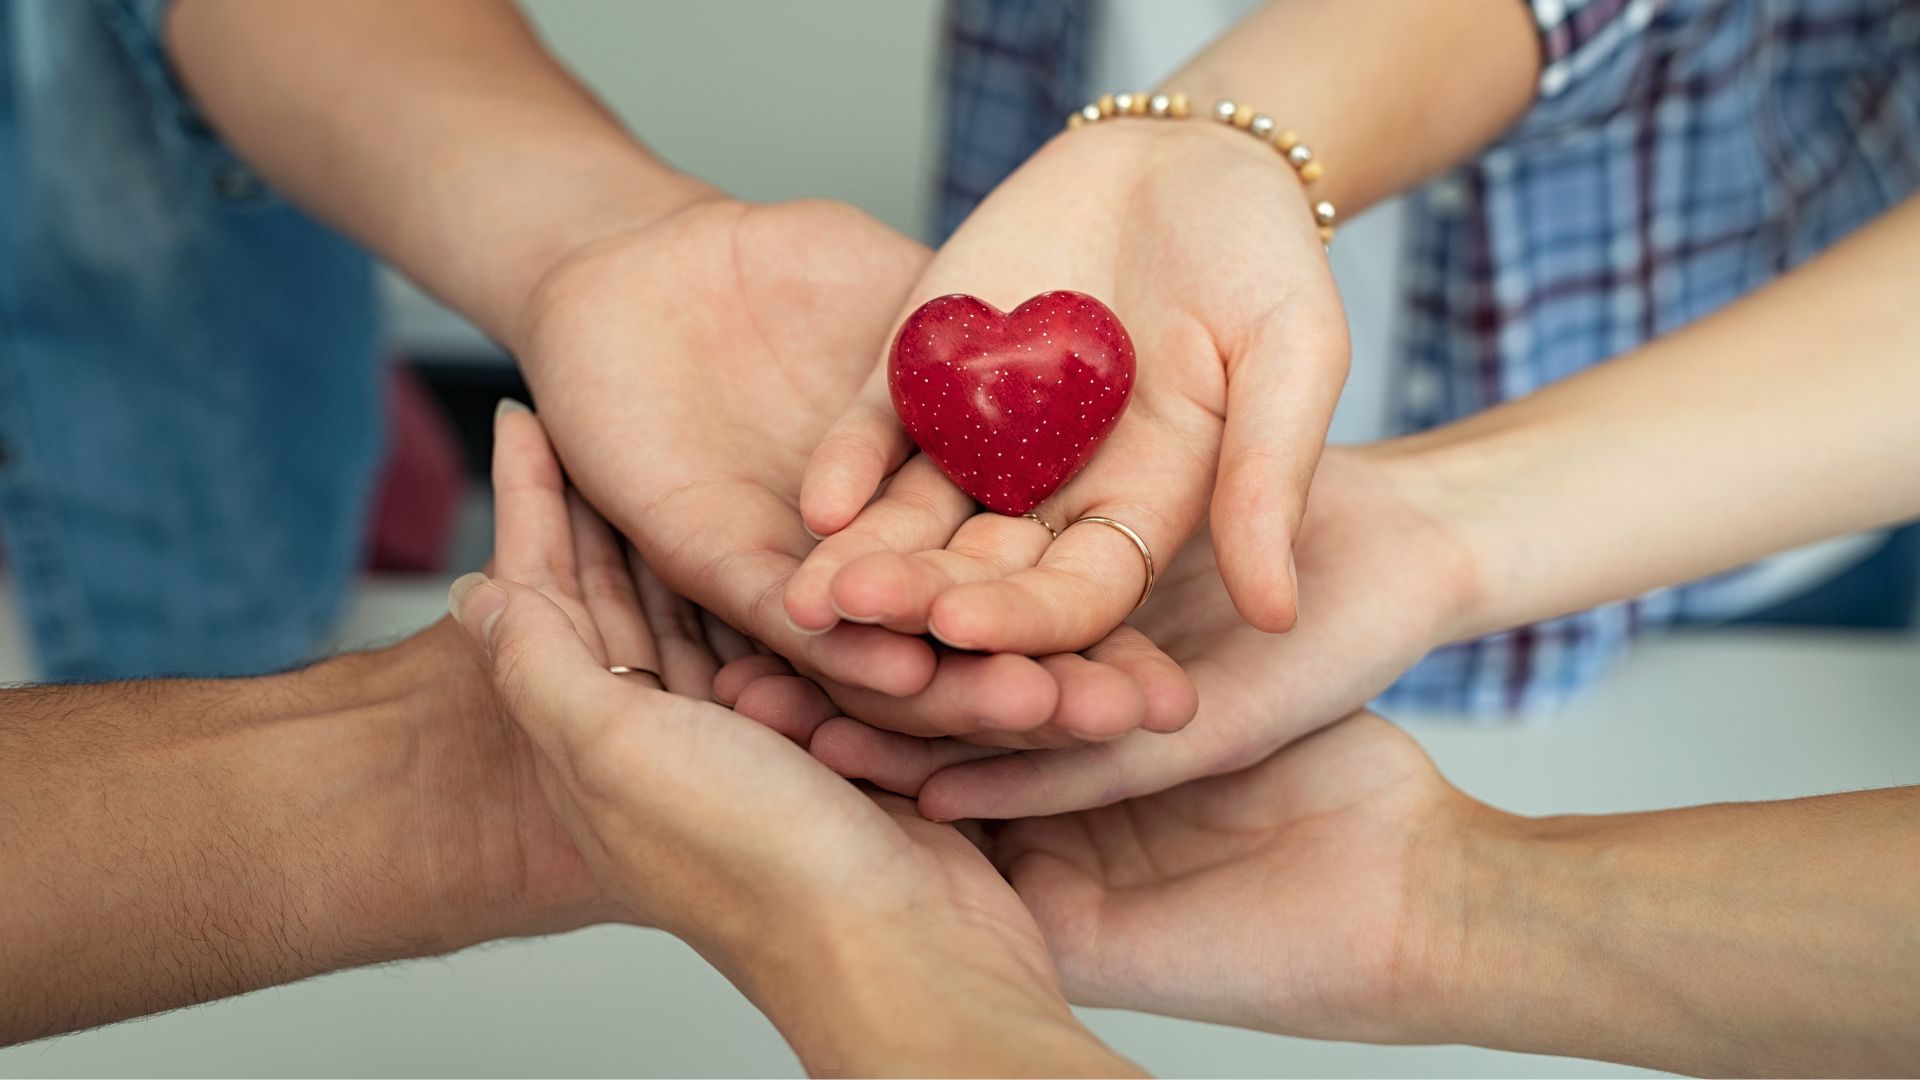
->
[167,0,712,347]
[1398,192,1920,639]
[0,629,532,1046]
[1422,789,1920,1075]
[1162,0,1540,215]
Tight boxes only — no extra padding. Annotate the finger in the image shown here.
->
[798,369,916,538]
[916,719,1246,822]
[809,718,1008,795]
[809,636,1182,748]
[713,653,796,705]
[491,400,576,593]
[822,511,1051,635]
[1081,624,1198,733]
[731,672,841,745]
[1211,311,1348,632]
[923,386,1214,655]
[629,550,717,698]
[927,497,1177,655]
[491,400,598,641]
[817,650,1060,738]
[450,576,623,769]
[1034,652,1147,741]
[798,622,939,698]
[784,454,973,634]
[701,608,758,664]
[867,791,998,866]
[567,491,644,670]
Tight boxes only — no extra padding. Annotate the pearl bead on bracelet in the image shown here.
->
[1069,92,1337,248]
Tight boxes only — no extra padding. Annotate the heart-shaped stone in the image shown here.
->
[889,291,1135,516]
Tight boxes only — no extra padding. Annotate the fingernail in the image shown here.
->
[803,523,827,542]
[828,598,883,626]
[785,612,835,638]
[448,572,507,650]
[927,614,975,652]
[1288,551,1302,619]
[495,397,531,419]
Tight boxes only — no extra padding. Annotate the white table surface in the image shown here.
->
[2,578,1915,1078]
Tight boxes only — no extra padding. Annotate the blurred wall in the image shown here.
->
[522,0,943,230]
[386,0,944,356]
[388,0,1399,441]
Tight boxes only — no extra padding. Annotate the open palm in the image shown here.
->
[460,405,1060,996]
[516,198,1186,738]
[787,120,1349,678]
[994,712,1468,1044]
[517,199,926,689]
[765,448,1478,819]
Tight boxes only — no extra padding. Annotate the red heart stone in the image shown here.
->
[888,291,1135,516]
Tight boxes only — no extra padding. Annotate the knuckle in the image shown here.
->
[578,564,636,605]
[487,626,540,698]
[881,483,945,520]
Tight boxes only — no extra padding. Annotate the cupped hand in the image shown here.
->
[996,711,1483,1045]
[788,119,1349,671]
[733,446,1480,819]
[452,405,1128,1074]
[513,196,1189,743]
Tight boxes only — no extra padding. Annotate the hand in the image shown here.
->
[787,119,1349,671]
[380,617,620,939]
[512,196,1190,744]
[450,405,1134,1076]
[733,446,1480,819]
[993,711,1477,1045]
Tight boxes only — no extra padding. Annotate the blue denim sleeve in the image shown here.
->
[96,1,198,129]
[92,0,274,204]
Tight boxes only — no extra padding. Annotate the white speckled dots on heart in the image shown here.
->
[887,291,1135,516]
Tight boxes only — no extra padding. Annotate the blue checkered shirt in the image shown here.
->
[938,0,1920,714]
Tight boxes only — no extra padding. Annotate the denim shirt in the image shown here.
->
[0,1,382,680]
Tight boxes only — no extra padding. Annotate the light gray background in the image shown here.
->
[3,2,1914,1076]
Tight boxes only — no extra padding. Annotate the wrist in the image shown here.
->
[1052,100,1326,239]
[1404,809,1682,1066]
[1358,389,1611,643]
[265,622,602,958]
[734,913,1130,1076]
[1152,72,1356,214]
[498,165,723,359]
[1342,440,1497,647]
[1386,799,1560,1048]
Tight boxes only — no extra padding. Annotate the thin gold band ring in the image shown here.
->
[1022,511,1059,541]
[607,665,664,686]
[1070,515,1155,612]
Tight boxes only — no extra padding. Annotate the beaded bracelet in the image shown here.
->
[1067,91,1338,247]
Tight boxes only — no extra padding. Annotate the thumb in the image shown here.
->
[799,365,914,538]
[448,572,608,756]
[1210,317,1348,633]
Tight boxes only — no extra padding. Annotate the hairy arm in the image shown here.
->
[1421,784,1920,1075]
[0,622,584,1047]
[165,0,710,347]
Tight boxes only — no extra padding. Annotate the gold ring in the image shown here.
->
[1022,511,1059,541]
[1070,515,1155,611]
[607,665,664,686]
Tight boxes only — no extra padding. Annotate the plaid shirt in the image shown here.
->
[939,0,1920,714]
